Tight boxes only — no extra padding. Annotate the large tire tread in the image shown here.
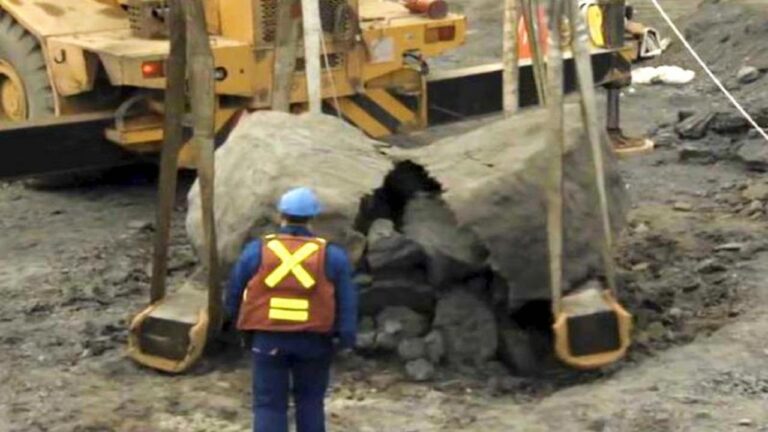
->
[0,11,55,119]
[0,11,61,188]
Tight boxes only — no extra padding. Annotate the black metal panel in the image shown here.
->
[0,113,138,180]
[567,310,621,356]
[351,93,400,133]
[426,52,616,126]
[139,316,193,361]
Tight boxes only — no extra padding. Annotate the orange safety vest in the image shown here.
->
[236,234,336,333]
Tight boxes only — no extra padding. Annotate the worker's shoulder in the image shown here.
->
[241,238,263,255]
[246,237,264,247]
[324,241,350,264]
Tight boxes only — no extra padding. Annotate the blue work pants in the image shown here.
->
[251,332,333,432]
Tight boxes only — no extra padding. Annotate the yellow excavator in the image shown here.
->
[0,0,659,180]
[126,0,633,374]
[0,0,467,177]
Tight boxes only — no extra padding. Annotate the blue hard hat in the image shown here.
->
[278,187,322,217]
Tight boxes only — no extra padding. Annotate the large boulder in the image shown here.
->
[397,103,629,308]
[186,112,393,271]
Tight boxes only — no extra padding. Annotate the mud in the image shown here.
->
[4,1,768,431]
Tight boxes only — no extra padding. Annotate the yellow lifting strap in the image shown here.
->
[264,240,321,289]
[544,0,631,370]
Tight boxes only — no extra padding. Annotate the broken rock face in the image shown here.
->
[402,193,488,286]
[366,219,427,273]
[399,103,629,306]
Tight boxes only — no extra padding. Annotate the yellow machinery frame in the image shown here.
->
[0,0,467,160]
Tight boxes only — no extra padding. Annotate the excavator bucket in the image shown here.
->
[552,286,632,370]
[128,282,210,373]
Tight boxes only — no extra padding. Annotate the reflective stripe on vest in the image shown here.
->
[268,297,310,322]
[264,240,320,289]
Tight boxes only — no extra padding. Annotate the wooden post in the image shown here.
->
[301,0,323,114]
[503,0,520,114]
[272,0,301,112]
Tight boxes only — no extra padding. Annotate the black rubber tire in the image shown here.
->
[0,11,54,120]
[0,13,85,188]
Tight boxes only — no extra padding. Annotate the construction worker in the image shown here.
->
[225,187,358,432]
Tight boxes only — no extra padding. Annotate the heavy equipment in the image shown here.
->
[0,0,658,180]
[0,0,467,177]
[125,0,636,373]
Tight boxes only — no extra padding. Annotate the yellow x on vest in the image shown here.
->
[264,240,320,289]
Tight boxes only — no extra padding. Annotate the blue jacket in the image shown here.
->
[226,225,358,349]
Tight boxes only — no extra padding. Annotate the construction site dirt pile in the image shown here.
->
[645,1,768,171]
[187,108,628,375]
[662,0,768,95]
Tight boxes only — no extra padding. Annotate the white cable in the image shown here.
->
[650,0,768,143]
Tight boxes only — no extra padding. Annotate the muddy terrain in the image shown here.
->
[3,2,768,431]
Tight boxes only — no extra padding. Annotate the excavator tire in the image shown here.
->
[0,11,54,121]
[0,14,102,189]
[0,12,81,189]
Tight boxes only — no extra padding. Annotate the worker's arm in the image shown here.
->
[326,244,358,350]
[225,240,262,322]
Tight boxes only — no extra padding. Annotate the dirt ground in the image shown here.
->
[3,2,768,432]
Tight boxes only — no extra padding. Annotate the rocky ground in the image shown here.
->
[3,1,768,431]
